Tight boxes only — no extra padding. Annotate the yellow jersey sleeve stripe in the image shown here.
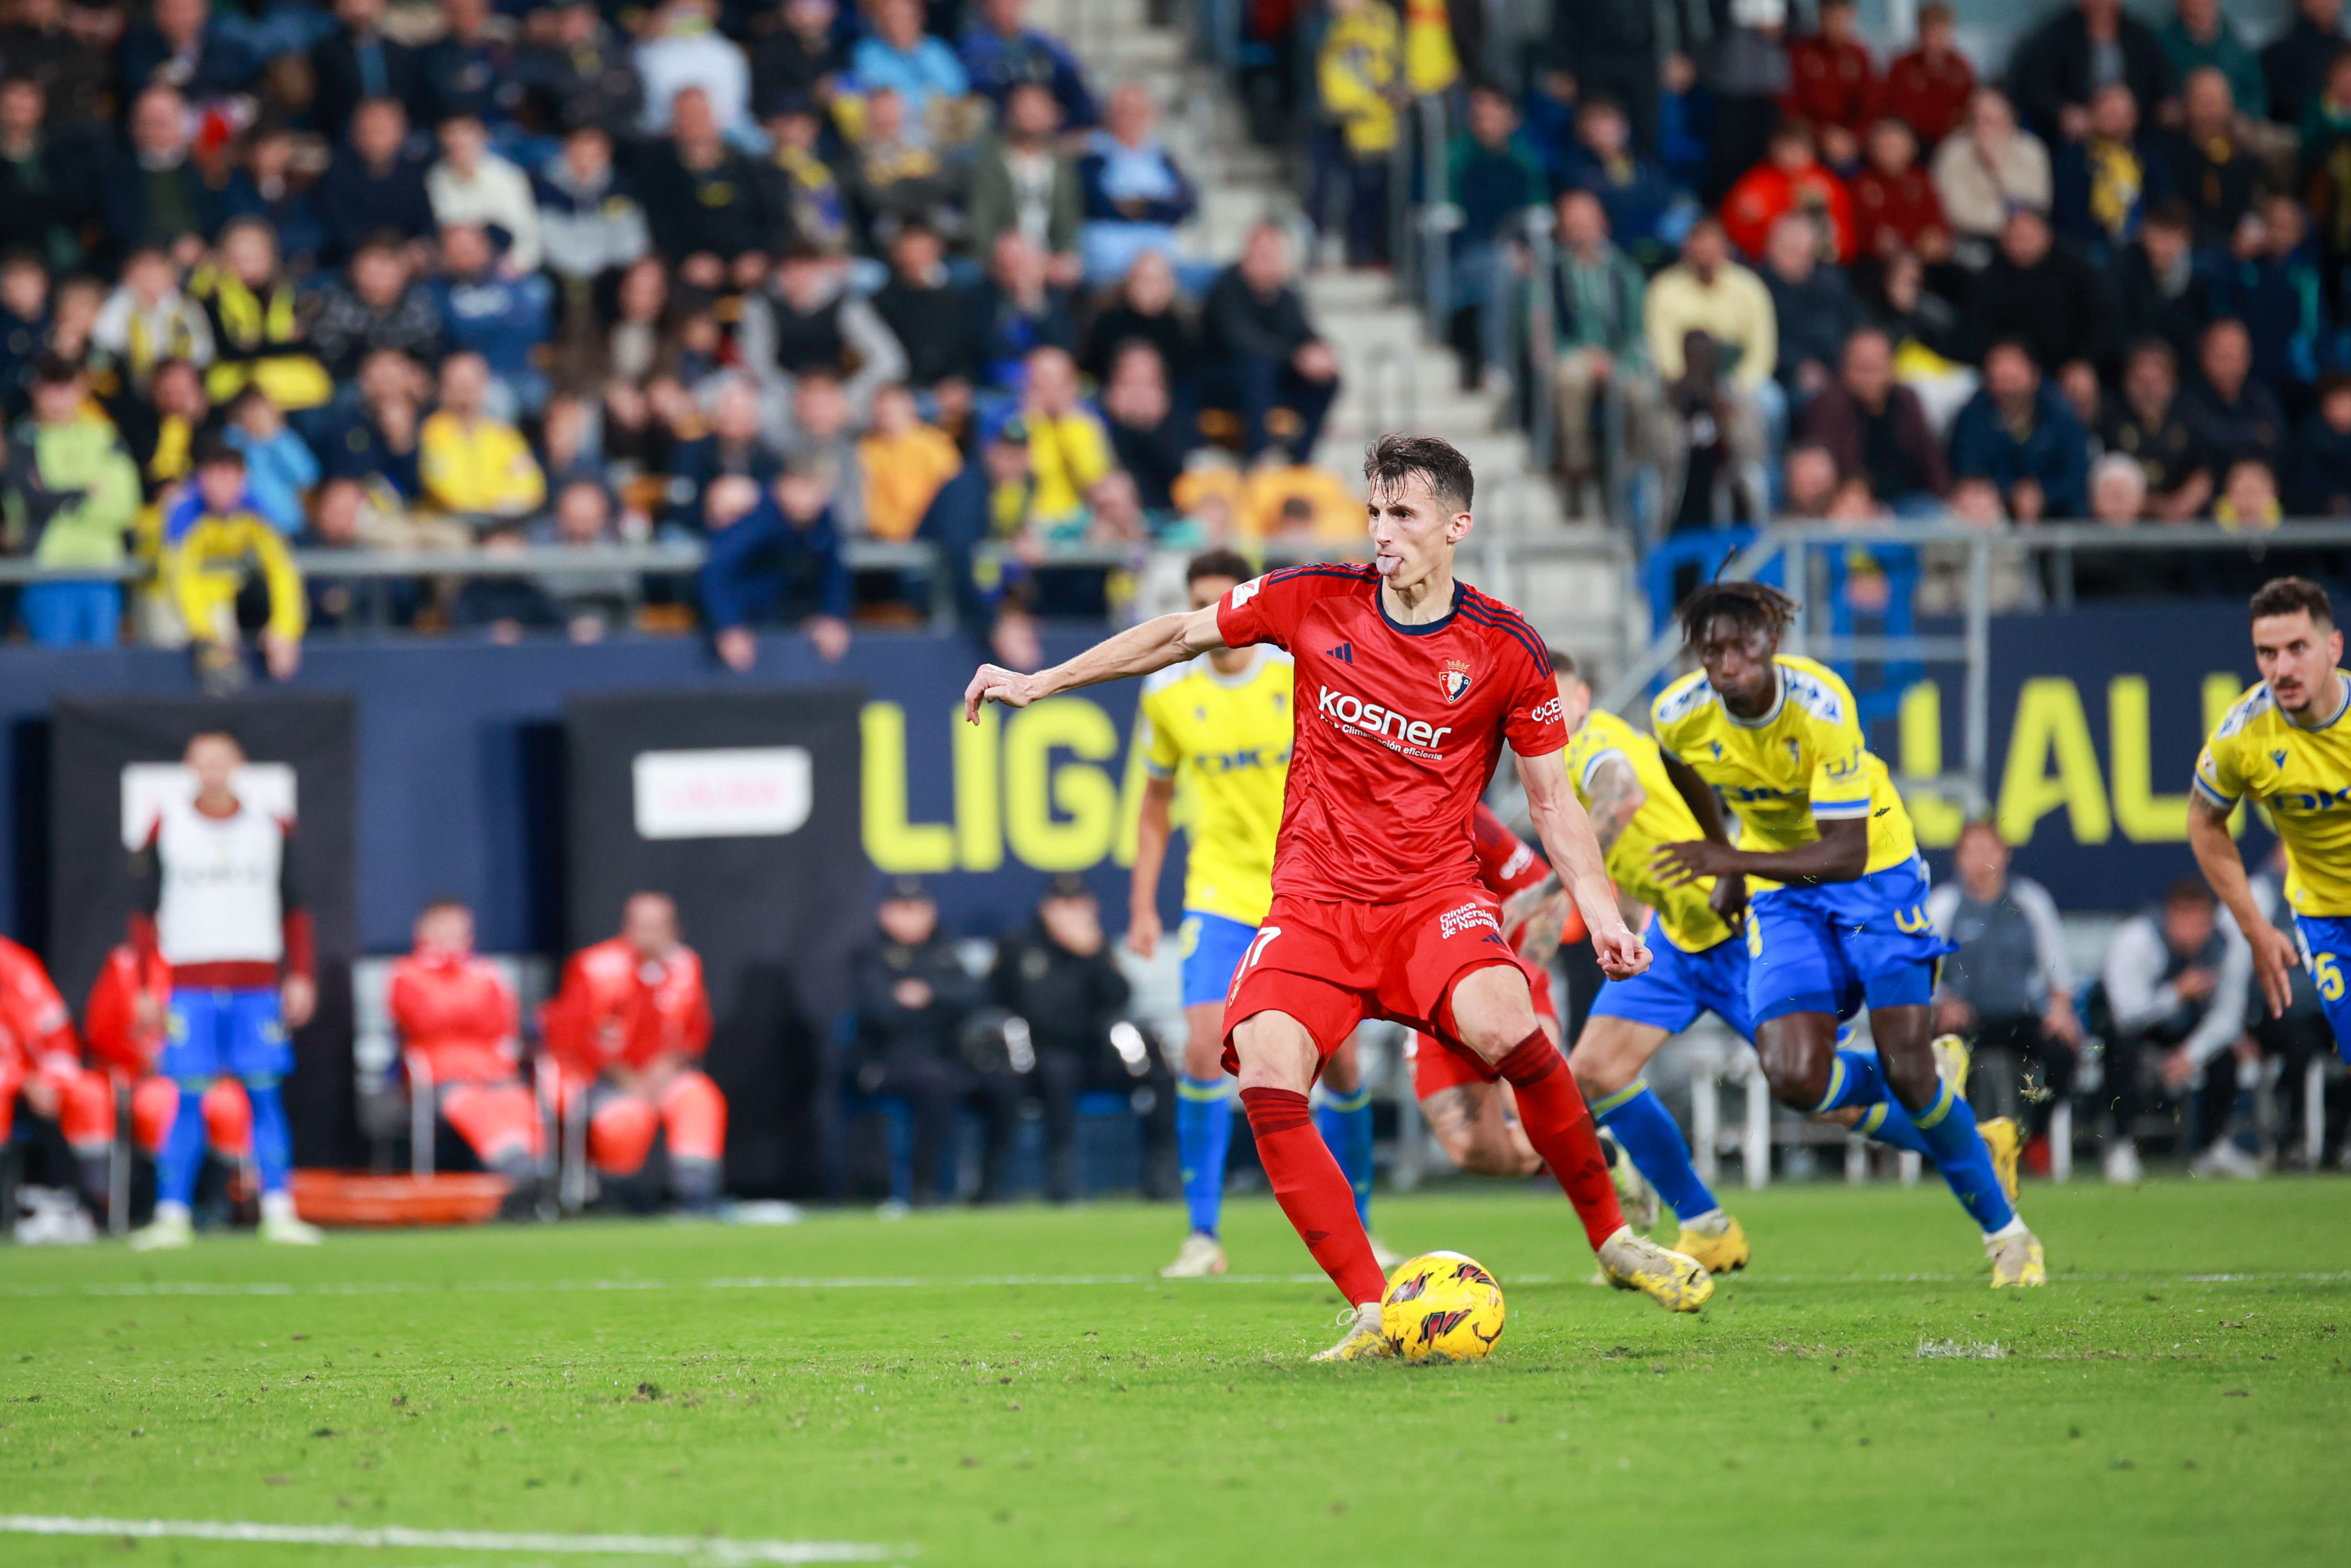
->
[1576,746,1633,791]
[2191,771,2236,809]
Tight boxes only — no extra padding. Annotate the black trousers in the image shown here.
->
[865,1051,1025,1203]
[1030,1049,1175,1203]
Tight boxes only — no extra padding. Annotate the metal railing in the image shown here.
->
[1597,519,2351,810]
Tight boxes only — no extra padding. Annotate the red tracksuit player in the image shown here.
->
[967,434,1710,1358]
[0,935,113,1224]
[83,943,253,1179]
[543,892,727,1212]
[387,899,543,1204]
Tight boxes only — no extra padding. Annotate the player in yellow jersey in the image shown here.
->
[1649,583,2044,1287]
[1537,649,1755,1275]
[2190,577,2351,1067]
[1128,550,1384,1280]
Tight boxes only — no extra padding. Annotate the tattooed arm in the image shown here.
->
[1582,755,1645,855]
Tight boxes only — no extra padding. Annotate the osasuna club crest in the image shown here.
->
[1438,659,1473,703]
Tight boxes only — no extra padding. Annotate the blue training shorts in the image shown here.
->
[1179,910,1261,1009]
[1747,856,1952,1028]
[160,986,292,1084]
[1589,915,1755,1042]
[2293,914,2351,1064]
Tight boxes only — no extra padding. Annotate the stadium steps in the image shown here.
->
[1033,0,1634,664]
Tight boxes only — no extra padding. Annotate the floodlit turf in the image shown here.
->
[4,1179,2348,1566]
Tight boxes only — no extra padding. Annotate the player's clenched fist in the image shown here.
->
[1591,925,1651,981]
[964,664,1043,722]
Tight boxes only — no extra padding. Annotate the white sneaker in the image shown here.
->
[13,1188,94,1246]
[2192,1141,2264,1180]
[259,1193,323,1245]
[1601,1129,1660,1232]
[1368,1234,1405,1274]
[1160,1231,1228,1279]
[2102,1141,2144,1184]
[129,1206,193,1252]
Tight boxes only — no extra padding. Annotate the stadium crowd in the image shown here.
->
[5,2,2349,1236]
[0,0,1370,677]
[1299,0,2351,551]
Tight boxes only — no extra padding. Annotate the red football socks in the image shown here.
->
[1239,1087,1389,1306]
[1494,1029,1626,1252]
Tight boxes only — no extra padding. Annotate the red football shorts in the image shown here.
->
[1221,884,1534,1079]
[1408,962,1556,1100]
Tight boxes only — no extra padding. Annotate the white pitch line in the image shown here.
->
[0,1515,905,1565]
[4,1269,2347,1300]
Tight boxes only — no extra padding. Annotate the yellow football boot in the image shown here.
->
[1311,1303,1398,1362]
[1980,1116,2023,1204]
[1673,1213,1751,1275]
[1987,1229,2047,1288]
[1597,1227,1714,1313]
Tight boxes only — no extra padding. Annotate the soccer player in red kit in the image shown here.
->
[968,434,1712,1358]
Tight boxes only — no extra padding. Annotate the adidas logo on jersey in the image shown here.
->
[1324,642,1354,664]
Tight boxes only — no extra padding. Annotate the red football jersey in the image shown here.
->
[1471,804,1549,898]
[1216,565,1566,903]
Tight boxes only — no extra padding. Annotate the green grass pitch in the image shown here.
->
[4,1178,2348,1566]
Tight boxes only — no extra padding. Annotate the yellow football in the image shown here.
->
[1380,1250,1506,1361]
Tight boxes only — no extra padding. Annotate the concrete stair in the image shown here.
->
[1029,0,1635,667]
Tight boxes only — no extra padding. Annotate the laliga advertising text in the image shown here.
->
[1317,684,1454,758]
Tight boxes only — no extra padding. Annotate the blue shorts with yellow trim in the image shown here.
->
[2292,913,2351,1064]
[159,986,292,1084]
[1589,917,1754,1042]
[1179,910,1260,1008]
[1747,856,1951,1027]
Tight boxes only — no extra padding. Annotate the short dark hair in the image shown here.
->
[1545,645,1578,679]
[1958,816,2003,842]
[1678,580,1798,646]
[2144,198,2196,234]
[2166,877,2217,910]
[195,438,246,471]
[1186,547,1253,587]
[1364,433,1474,513]
[2250,575,2334,628]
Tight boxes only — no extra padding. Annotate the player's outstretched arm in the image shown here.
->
[1654,815,1868,889]
[1518,748,1648,980]
[2187,791,2297,1019]
[964,605,1228,722]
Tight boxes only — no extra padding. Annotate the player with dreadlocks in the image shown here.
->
[1647,581,2046,1287]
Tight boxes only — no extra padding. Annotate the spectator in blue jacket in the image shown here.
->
[219,124,328,275]
[429,223,554,417]
[118,0,260,109]
[959,0,1095,129]
[1558,96,1692,271]
[415,0,517,131]
[852,0,971,136]
[668,375,779,532]
[1077,83,1195,287]
[700,463,850,671]
[2213,191,2326,401]
[1948,339,2091,520]
[313,97,439,263]
[222,387,319,535]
